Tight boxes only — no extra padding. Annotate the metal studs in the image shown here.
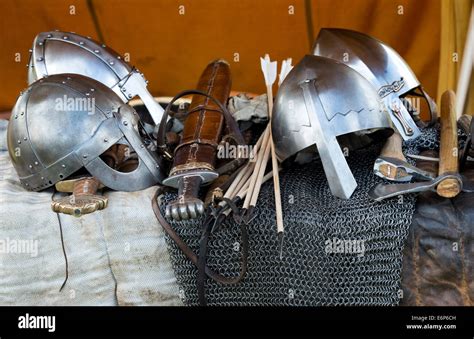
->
[123,120,128,126]
[28,49,32,53]
[127,94,132,99]
[34,161,38,165]
[63,36,69,40]
[41,177,44,180]
[140,144,144,148]
[47,34,52,38]
[23,137,27,141]
[94,49,99,53]
[90,88,95,92]
[79,41,84,45]
[38,41,43,46]
[104,138,108,142]
[83,154,88,159]
[37,57,43,62]
[21,111,24,116]
[62,81,66,84]
[28,165,32,169]
[61,164,66,168]
[109,61,115,66]
[17,140,21,144]
[101,44,106,48]
[117,56,121,60]
[85,92,90,96]
[14,115,18,119]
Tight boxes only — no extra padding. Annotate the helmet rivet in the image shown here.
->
[140,144,144,148]
[127,94,132,99]
[28,49,32,53]
[21,112,24,115]
[123,120,128,126]
[41,177,44,180]
[83,154,88,159]
[90,88,95,92]
[62,81,66,84]
[117,56,121,60]
[94,49,99,53]
[34,161,38,165]
[17,140,21,144]
[28,165,32,169]
[104,138,108,142]
[47,34,52,38]
[14,115,18,119]
[23,137,27,141]
[109,61,114,66]
[61,164,66,168]
[37,57,43,62]
[38,42,43,46]
[63,36,68,40]
[79,41,84,45]
[85,92,90,96]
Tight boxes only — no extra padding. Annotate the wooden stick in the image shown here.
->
[235,170,274,200]
[250,135,272,207]
[437,90,461,198]
[242,126,271,209]
[267,86,284,234]
[380,132,406,161]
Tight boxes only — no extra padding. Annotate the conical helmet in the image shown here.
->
[272,55,392,199]
[28,30,165,126]
[313,28,437,140]
[7,74,164,192]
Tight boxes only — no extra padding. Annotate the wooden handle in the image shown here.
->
[52,177,108,217]
[380,132,406,161]
[415,150,439,177]
[437,90,461,198]
[73,177,100,196]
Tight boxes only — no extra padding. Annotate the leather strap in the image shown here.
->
[152,187,248,305]
[157,89,245,156]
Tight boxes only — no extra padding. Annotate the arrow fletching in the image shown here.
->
[278,58,293,86]
[260,54,277,86]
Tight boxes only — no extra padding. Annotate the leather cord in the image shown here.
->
[152,187,248,305]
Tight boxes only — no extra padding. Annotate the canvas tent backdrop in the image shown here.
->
[0,0,470,120]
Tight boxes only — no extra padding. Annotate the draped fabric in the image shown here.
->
[0,0,442,119]
[438,0,473,116]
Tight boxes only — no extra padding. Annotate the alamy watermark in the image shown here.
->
[0,237,38,257]
[325,237,365,257]
[217,142,256,161]
[55,95,95,115]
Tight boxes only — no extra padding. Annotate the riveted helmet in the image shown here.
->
[313,28,437,140]
[272,55,392,199]
[7,73,164,191]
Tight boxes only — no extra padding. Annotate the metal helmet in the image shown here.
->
[272,55,392,199]
[313,28,437,140]
[7,74,164,192]
[28,30,165,126]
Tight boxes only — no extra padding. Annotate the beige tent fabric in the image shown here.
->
[438,0,473,115]
[0,120,182,306]
[0,0,441,121]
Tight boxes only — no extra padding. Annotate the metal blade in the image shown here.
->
[368,174,463,201]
